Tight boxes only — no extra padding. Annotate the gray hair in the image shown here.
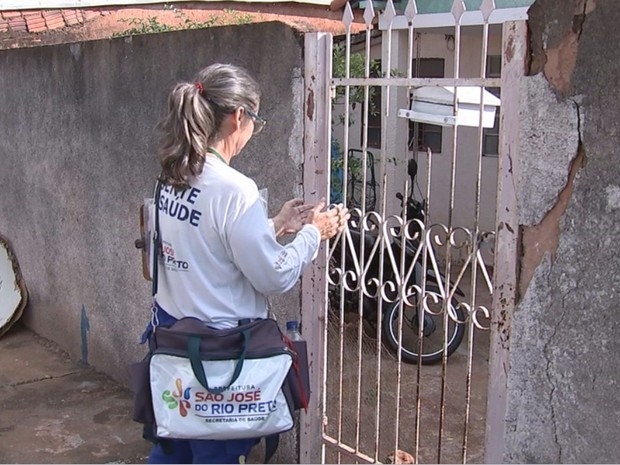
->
[157,63,261,189]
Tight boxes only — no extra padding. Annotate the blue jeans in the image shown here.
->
[142,303,258,464]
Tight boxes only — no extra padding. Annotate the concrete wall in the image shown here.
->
[0,21,305,462]
[504,0,620,462]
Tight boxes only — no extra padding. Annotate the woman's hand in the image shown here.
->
[272,199,314,237]
[308,199,350,241]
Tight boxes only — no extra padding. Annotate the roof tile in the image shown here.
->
[8,16,27,32]
[25,12,46,33]
[1,11,22,19]
[42,10,65,30]
[62,9,82,26]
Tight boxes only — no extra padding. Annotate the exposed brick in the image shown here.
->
[0,18,9,33]
[42,10,65,30]
[8,16,26,32]
[62,9,81,26]
[24,12,46,33]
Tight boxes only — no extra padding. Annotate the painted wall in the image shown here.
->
[0,21,306,462]
[503,0,620,462]
[411,0,535,12]
[332,25,502,265]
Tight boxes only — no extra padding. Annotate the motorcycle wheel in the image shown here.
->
[382,292,465,365]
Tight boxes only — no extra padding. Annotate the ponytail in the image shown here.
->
[158,83,214,189]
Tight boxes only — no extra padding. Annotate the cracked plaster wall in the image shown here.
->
[505,0,620,462]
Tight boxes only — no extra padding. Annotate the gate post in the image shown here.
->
[485,20,528,463]
[300,32,333,465]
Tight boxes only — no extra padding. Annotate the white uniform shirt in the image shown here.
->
[155,156,321,328]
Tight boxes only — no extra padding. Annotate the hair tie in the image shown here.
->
[195,82,204,94]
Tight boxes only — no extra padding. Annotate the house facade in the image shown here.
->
[332,0,533,253]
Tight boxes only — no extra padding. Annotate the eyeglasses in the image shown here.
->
[244,108,267,135]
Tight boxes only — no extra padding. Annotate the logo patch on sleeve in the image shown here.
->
[274,251,288,270]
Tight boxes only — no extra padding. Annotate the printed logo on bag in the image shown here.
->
[160,241,190,272]
[162,378,191,417]
[152,354,294,439]
[186,384,277,424]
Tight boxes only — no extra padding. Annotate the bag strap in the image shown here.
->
[285,338,309,411]
[187,329,250,394]
[151,179,163,297]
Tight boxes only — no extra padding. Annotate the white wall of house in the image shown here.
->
[333,25,503,262]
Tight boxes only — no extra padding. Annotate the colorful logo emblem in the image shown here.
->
[162,378,191,417]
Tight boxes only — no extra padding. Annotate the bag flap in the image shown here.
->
[153,318,287,359]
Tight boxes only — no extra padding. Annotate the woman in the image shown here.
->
[144,63,348,463]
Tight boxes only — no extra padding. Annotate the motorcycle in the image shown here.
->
[328,159,465,365]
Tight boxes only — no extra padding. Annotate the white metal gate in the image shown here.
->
[301,1,527,463]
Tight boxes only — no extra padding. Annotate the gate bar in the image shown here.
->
[332,77,501,87]
[484,20,528,464]
[301,31,333,465]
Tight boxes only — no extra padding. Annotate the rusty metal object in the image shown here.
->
[386,449,415,464]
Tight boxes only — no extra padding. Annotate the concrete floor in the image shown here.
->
[0,325,275,464]
[0,324,151,464]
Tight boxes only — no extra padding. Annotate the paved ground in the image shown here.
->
[0,323,151,464]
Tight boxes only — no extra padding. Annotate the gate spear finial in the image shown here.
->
[404,0,418,23]
[451,0,466,23]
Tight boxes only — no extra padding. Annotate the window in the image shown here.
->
[367,88,382,148]
[366,61,382,148]
[486,55,502,79]
[483,98,500,156]
[408,58,445,153]
[483,55,502,156]
[412,57,445,78]
[365,58,446,151]
[415,123,443,153]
